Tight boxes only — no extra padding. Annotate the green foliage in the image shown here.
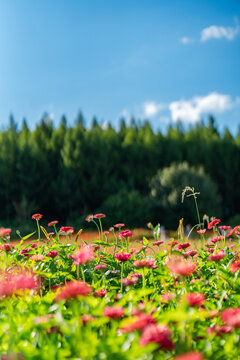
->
[0,115,239,229]
[150,162,222,228]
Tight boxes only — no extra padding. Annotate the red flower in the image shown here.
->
[93,213,106,219]
[221,308,240,328]
[48,220,59,227]
[31,243,38,249]
[139,324,174,350]
[174,352,203,360]
[230,259,240,272]
[208,219,221,229]
[103,306,124,319]
[177,243,190,250]
[167,259,196,277]
[60,226,74,235]
[94,289,107,298]
[0,227,12,237]
[0,243,14,252]
[32,213,43,221]
[54,281,92,301]
[71,246,94,265]
[197,229,206,234]
[133,258,155,268]
[120,313,156,333]
[185,293,205,307]
[208,250,225,262]
[227,225,240,237]
[153,241,163,246]
[0,271,39,297]
[47,251,58,258]
[119,230,133,239]
[121,276,138,286]
[115,253,132,262]
[20,248,31,256]
[114,223,125,228]
[210,236,223,243]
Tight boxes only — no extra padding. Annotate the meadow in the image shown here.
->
[0,196,240,359]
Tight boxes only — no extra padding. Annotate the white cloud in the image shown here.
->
[169,92,233,123]
[181,37,192,44]
[201,25,240,41]
[143,101,165,117]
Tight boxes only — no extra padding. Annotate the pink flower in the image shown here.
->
[85,214,94,222]
[129,272,142,278]
[221,308,240,328]
[177,243,190,250]
[174,352,203,360]
[167,240,178,247]
[120,314,156,333]
[208,219,221,229]
[60,226,74,235]
[185,293,205,307]
[208,250,225,262]
[30,254,44,262]
[114,223,125,228]
[32,213,43,221]
[54,281,92,301]
[81,315,95,325]
[121,277,138,286]
[47,251,58,258]
[93,213,106,219]
[0,227,12,237]
[94,264,107,270]
[115,253,132,262]
[94,289,107,298]
[153,241,163,246]
[103,306,124,319]
[230,259,240,272]
[103,231,109,236]
[133,258,155,268]
[71,246,94,265]
[167,259,196,277]
[219,225,231,231]
[207,325,232,336]
[48,220,58,227]
[197,229,206,234]
[139,324,174,350]
[119,230,133,239]
[0,271,39,297]
[161,293,175,303]
[184,250,198,257]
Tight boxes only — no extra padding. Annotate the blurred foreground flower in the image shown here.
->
[54,281,92,301]
[0,271,39,297]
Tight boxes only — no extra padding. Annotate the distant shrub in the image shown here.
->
[150,162,222,229]
[101,188,152,228]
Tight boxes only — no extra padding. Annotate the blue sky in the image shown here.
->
[0,0,240,133]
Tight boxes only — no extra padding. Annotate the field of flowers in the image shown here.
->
[0,203,240,359]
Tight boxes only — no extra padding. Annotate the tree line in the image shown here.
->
[0,113,240,231]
